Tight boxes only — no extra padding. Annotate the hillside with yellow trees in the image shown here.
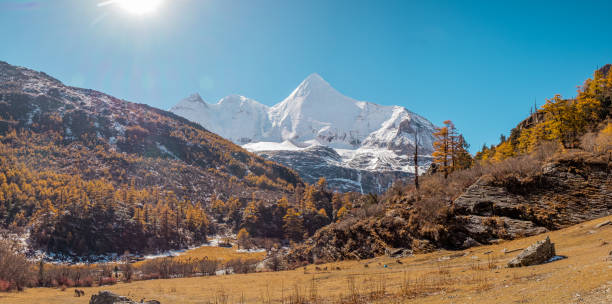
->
[0,61,359,261]
[477,64,611,161]
[285,65,610,265]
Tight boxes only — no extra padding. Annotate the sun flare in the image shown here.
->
[116,0,163,15]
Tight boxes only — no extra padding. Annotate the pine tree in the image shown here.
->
[282,208,304,242]
[448,121,458,170]
[242,199,260,235]
[413,126,420,190]
[433,120,472,174]
[432,121,452,178]
[336,206,348,219]
[236,228,251,249]
[453,135,473,169]
[315,177,327,191]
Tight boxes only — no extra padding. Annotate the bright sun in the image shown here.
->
[116,0,163,15]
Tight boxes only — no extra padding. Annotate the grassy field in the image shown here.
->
[1,215,611,304]
[135,244,267,265]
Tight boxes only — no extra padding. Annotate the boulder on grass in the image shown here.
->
[89,291,132,304]
[507,236,556,268]
[89,291,161,304]
[385,247,411,258]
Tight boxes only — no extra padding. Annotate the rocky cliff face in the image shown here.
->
[258,145,433,193]
[453,151,611,245]
[286,150,611,263]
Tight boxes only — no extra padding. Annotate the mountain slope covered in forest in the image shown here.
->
[0,61,304,258]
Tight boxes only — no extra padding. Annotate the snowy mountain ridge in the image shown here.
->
[170,73,437,193]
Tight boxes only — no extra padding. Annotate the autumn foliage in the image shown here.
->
[477,64,612,161]
[432,120,472,178]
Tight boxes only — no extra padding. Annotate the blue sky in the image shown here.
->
[1,0,612,153]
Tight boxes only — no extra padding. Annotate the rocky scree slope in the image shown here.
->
[171,74,436,194]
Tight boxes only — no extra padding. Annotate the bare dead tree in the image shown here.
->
[413,126,419,190]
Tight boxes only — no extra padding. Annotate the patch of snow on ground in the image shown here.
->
[26,104,40,125]
[143,248,187,260]
[236,248,267,253]
[23,235,245,265]
[243,140,307,152]
[156,142,179,159]
[113,121,125,135]
[141,235,236,260]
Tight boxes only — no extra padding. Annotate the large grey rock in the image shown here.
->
[89,291,132,304]
[507,236,556,267]
[89,291,160,304]
[385,247,411,257]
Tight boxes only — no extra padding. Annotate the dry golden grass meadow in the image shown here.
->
[140,245,267,265]
[1,215,611,304]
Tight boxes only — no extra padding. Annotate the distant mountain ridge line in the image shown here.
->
[171,73,436,151]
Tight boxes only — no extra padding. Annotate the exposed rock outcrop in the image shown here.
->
[385,247,412,257]
[453,151,611,245]
[89,291,160,304]
[286,151,610,264]
[595,220,612,229]
[507,236,556,267]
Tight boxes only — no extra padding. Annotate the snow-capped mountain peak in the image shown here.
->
[218,94,268,109]
[268,74,369,146]
[170,74,437,193]
[183,93,207,105]
[290,73,337,98]
[282,73,354,108]
[170,93,271,144]
[171,73,436,151]
[171,93,207,115]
